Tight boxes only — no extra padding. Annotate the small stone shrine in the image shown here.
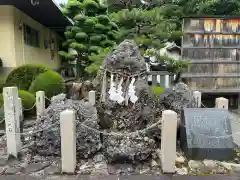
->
[180,108,234,160]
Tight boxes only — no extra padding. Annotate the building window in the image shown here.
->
[23,24,40,47]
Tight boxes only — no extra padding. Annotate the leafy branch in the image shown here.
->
[145,49,190,73]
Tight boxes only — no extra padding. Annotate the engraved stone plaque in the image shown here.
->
[180,108,234,160]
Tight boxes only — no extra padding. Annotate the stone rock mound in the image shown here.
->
[104,39,146,75]
[28,94,101,158]
[26,40,192,164]
[94,40,162,162]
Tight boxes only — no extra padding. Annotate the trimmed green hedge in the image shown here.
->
[0,91,35,107]
[0,90,36,121]
[18,90,36,115]
[4,64,50,90]
[29,71,65,98]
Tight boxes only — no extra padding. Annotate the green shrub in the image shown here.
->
[151,86,165,96]
[18,90,36,115]
[0,77,4,93]
[29,71,65,98]
[0,90,36,119]
[4,64,50,90]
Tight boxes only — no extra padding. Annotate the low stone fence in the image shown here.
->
[192,90,229,109]
[147,71,177,88]
[1,87,229,174]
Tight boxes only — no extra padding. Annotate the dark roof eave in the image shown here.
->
[43,0,74,34]
[51,0,74,26]
[0,0,73,34]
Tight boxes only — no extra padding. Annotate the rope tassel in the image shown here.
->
[115,77,124,104]
[128,77,138,104]
[108,73,117,101]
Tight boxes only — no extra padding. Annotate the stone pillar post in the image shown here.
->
[3,87,21,157]
[36,91,45,117]
[216,97,229,109]
[88,90,96,106]
[60,109,76,173]
[161,110,178,173]
[18,98,24,143]
[193,91,202,108]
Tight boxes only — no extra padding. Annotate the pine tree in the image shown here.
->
[110,7,189,73]
[59,3,66,8]
[59,0,120,78]
[174,0,240,16]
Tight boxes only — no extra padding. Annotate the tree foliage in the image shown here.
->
[108,0,240,73]
[110,7,189,73]
[145,49,189,73]
[59,3,66,8]
[155,0,240,32]
[59,0,240,76]
[59,0,120,77]
[111,8,182,48]
[174,0,240,16]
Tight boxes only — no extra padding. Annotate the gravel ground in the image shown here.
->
[0,175,239,180]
